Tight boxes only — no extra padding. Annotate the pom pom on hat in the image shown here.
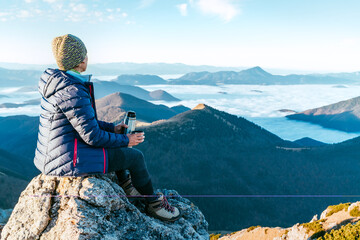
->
[52,34,87,71]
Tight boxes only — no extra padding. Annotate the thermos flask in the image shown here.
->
[120,111,136,134]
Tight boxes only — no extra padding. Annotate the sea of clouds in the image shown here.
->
[139,84,360,143]
[139,84,360,118]
[1,84,360,143]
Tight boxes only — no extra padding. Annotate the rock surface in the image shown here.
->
[218,227,286,240]
[1,174,209,240]
[216,202,360,240]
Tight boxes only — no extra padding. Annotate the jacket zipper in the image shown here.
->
[103,148,106,173]
[89,84,94,108]
[83,83,106,173]
[89,83,104,173]
[73,138,78,167]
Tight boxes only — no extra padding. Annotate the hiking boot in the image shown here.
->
[145,193,182,222]
[119,176,142,200]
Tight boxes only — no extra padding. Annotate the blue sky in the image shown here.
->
[0,0,360,72]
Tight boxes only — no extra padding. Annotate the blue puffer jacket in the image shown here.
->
[34,68,129,176]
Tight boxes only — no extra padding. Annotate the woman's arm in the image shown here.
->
[54,83,129,148]
[97,120,115,133]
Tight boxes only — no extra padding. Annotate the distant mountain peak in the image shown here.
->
[251,66,263,71]
[192,103,209,110]
[242,66,271,76]
[293,137,327,147]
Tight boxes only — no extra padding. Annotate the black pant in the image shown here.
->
[107,147,154,197]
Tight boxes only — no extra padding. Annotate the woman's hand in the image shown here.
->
[127,132,145,147]
[114,122,128,133]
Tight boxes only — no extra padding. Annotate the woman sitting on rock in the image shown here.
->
[34,34,182,222]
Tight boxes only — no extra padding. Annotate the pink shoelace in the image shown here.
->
[160,195,175,213]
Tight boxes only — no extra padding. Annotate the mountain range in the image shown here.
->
[0,148,38,209]
[321,71,360,81]
[287,96,360,132]
[0,115,40,159]
[293,137,327,147]
[0,115,40,209]
[3,62,360,78]
[95,92,189,124]
[9,79,180,102]
[0,93,189,158]
[2,65,360,88]
[92,80,179,101]
[114,74,167,85]
[0,67,42,87]
[133,105,360,230]
[0,62,244,75]
[2,101,360,231]
[0,99,40,109]
[168,67,356,85]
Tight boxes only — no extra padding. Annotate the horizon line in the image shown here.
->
[0,61,358,74]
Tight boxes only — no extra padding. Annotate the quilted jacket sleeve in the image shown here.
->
[54,83,129,148]
[97,120,115,133]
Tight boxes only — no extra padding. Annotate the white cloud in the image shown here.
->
[0,12,10,17]
[70,3,87,13]
[17,10,31,18]
[139,0,155,8]
[94,11,103,17]
[34,9,42,14]
[196,0,240,22]
[65,14,80,22]
[53,4,63,10]
[177,3,188,16]
[1,1,129,24]
[139,84,360,122]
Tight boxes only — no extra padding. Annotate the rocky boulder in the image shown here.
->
[1,174,209,240]
[214,202,360,240]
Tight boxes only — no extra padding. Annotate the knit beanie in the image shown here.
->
[52,34,87,71]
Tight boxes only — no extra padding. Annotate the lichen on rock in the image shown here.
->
[1,174,209,240]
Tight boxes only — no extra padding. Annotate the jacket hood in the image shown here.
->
[41,68,84,98]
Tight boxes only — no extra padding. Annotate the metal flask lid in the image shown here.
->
[127,111,136,118]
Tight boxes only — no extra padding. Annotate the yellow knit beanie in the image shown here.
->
[52,34,87,71]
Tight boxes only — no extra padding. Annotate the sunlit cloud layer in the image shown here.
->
[176,0,240,21]
[195,0,240,22]
[139,84,360,118]
[1,84,360,143]
[0,0,129,23]
[139,0,156,8]
[2,0,241,23]
[176,3,188,16]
